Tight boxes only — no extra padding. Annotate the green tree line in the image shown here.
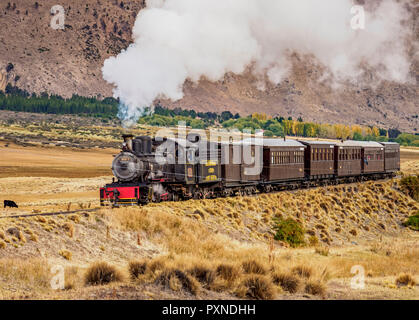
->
[0,85,417,146]
[0,84,118,118]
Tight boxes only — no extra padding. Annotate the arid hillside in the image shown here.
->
[0,0,418,132]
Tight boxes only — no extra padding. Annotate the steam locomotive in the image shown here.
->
[100,134,400,206]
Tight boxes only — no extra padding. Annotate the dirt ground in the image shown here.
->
[0,139,418,300]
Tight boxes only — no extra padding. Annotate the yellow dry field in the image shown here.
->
[400,147,419,175]
[0,140,418,300]
[0,142,117,178]
[0,143,117,211]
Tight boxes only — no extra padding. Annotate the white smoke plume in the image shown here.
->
[102,0,413,126]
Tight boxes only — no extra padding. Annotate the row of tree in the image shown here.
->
[0,86,417,146]
[0,85,118,118]
[222,113,419,146]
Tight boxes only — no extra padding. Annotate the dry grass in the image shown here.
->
[395,273,416,287]
[242,260,268,275]
[187,264,216,289]
[0,259,51,294]
[216,263,241,283]
[62,222,74,238]
[272,272,301,293]
[155,269,200,295]
[315,246,330,256]
[85,262,123,286]
[304,280,327,297]
[236,275,276,300]
[128,260,148,280]
[59,249,72,261]
[291,265,313,279]
[64,266,83,290]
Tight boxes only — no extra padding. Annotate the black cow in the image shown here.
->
[4,200,18,208]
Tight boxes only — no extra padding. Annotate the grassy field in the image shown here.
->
[0,128,418,300]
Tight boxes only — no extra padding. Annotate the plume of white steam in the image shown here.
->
[102,0,412,126]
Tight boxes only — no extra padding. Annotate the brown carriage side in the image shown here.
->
[334,142,362,177]
[380,142,400,172]
[299,141,335,179]
[361,144,385,174]
[262,141,305,182]
[220,142,261,186]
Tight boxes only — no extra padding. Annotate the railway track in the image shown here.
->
[0,208,99,220]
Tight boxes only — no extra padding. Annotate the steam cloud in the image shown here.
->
[102,0,413,126]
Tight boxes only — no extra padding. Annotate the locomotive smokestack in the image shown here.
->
[122,134,134,152]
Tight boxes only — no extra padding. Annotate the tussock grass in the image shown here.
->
[59,249,72,261]
[85,262,123,286]
[305,280,327,297]
[128,260,148,280]
[187,264,216,289]
[64,266,82,290]
[272,272,301,293]
[291,265,312,279]
[155,269,200,295]
[237,275,275,300]
[216,263,241,283]
[62,222,74,237]
[395,273,416,287]
[242,260,268,275]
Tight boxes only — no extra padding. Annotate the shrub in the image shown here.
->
[403,214,419,231]
[237,275,275,300]
[272,272,300,293]
[216,263,240,282]
[291,265,312,279]
[242,260,267,275]
[400,176,419,201]
[62,222,74,238]
[305,280,327,297]
[188,265,216,288]
[349,229,358,236]
[128,260,148,279]
[395,273,416,287]
[59,250,72,261]
[85,262,122,286]
[155,269,199,295]
[273,218,305,247]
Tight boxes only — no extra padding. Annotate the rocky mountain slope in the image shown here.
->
[0,0,417,131]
